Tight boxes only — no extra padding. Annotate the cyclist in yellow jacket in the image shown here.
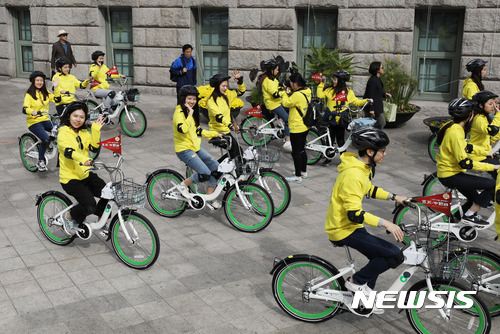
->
[462,59,487,99]
[58,102,106,235]
[468,91,500,178]
[281,72,311,183]
[258,59,291,151]
[22,71,59,171]
[207,73,241,160]
[317,69,372,165]
[52,57,91,115]
[173,85,223,209]
[88,50,124,111]
[436,97,500,225]
[325,128,405,307]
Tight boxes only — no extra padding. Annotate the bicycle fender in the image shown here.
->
[35,190,72,206]
[108,209,137,241]
[19,132,38,145]
[145,169,184,184]
[269,254,336,275]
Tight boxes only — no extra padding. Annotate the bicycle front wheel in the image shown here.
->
[428,133,439,163]
[120,106,147,138]
[19,133,39,172]
[85,99,100,122]
[305,128,324,165]
[223,183,274,232]
[406,279,491,334]
[250,170,291,216]
[393,202,448,247]
[146,170,187,217]
[240,116,273,146]
[37,193,75,246]
[271,256,343,322]
[454,248,500,317]
[110,211,160,269]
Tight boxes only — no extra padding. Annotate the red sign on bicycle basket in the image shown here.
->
[414,192,452,216]
[333,90,347,102]
[245,105,262,119]
[309,73,324,83]
[98,135,122,155]
[106,65,119,75]
[90,79,101,89]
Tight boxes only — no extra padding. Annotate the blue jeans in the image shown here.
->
[271,105,290,137]
[335,228,402,289]
[28,121,53,161]
[176,147,219,188]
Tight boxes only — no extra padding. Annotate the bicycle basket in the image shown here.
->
[255,147,281,163]
[124,88,140,103]
[426,241,468,280]
[347,117,377,132]
[113,178,146,207]
[235,159,258,177]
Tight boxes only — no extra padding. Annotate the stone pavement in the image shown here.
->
[0,78,498,333]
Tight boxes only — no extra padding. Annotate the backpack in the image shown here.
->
[169,56,186,82]
[296,92,323,128]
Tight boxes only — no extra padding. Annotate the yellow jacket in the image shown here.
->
[317,82,367,117]
[22,92,54,127]
[462,78,480,100]
[281,87,312,133]
[173,105,218,153]
[58,123,102,184]
[89,64,121,91]
[261,76,285,111]
[207,95,236,134]
[325,153,390,241]
[198,83,246,110]
[436,123,494,178]
[468,113,500,161]
[52,72,90,105]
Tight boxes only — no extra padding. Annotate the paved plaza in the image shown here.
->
[0,78,498,333]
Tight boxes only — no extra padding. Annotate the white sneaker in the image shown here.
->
[345,279,384,314]
[210,200,222,210]
[37,160,48,172]
[62,215,77,235]
[176,183,190,196]
[282,141,292,152]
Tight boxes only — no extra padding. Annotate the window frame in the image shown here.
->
[105,9,134,80]
[12,8,33,77]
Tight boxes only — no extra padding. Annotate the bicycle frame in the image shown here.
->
[255,115,284,139]
[306,128,353,156]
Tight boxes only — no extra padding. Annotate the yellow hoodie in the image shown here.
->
[316,83,367,121]
[281,87,312,133]
[436,123,494,178]
[173,105,218,153]
[325,153,390,241]
[22,92,54,127]
[261,76,285,111]
[462,78,480,100]
[468,113,500,161]
[89,64,121,92]
[53,72,90,105]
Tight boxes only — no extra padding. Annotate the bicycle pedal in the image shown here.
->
[99,230,109,238]
[206,203,215,211]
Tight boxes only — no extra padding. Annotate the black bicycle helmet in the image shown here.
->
[55,57,71,71]
[29,71,46,82]
[351,128,390,151]
[472,91,498,105]
[261,58,280,71]
[91,50,105,62]
[448,97,474,118]
[209,73,231,88]
[466,59,487,72]
[66,101,89,116]
[178,85,199,98]
[333,69,351,81]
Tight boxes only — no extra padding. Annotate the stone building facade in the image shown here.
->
[0,0,498,101]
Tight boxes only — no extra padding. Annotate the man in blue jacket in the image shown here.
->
[171,44,197,98]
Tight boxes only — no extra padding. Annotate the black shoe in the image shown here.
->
[322,158,332,166]
[461,212,488,226]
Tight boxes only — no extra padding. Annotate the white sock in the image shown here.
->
[464,210,475,217]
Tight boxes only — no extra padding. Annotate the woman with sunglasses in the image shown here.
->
[57,101,106,235]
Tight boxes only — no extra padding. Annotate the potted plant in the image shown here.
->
[381,58,420,128]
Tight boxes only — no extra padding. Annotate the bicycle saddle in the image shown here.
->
[208,137,228,149]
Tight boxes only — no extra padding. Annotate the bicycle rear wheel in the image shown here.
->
[120,106,147,138]
[146,170,187,217]
[37,193,75,246]
[19,133,40,172]
[406,279,491,334]
[223,183,273,232]
[271,256,343,322]
[110,211,160,269]
[305,128,324,165]
[427,133,439,163]
[240,116,273,146]
[250,170,291,216]
[85,99,100,122]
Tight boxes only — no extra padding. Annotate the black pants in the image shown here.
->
[329,124,345,148]
[290,130,308,177]
[439,172,495,208]
[61,172,108,226]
